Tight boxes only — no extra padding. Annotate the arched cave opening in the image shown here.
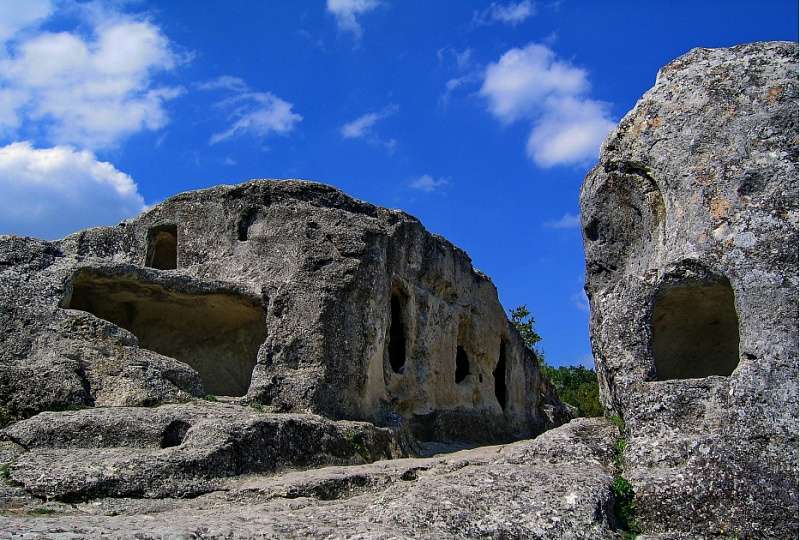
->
[388,291,407,374]
[146,225,178,270]
[63,271,266,397]
[494,339,508,410]
[651,278,740,380]
[455,346,470,384]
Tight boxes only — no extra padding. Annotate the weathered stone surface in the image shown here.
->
[3,401,404,500]
[0,418,623,539]
[0,179,567,444]
[581,41,798,537]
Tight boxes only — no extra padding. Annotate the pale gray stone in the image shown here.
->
[0,419,622,539]
[581,41,798,538]
[0,179,568,443]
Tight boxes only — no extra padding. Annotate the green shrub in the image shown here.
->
[614,438,626,470]
[542,364,603,417]
[344,427,364,456]
[509,305,603,417]
[611,476,640,537]
[608,414,625,433]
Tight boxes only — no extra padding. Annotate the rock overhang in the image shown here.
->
[61,266,267,397]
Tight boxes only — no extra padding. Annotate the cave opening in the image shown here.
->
[146,224,178,270]
[238,209,259,242]
[455,346,470,384]
[651,278,740,380]
[494,339,508,409]
[63,271,266,397]
[388,292,407,374]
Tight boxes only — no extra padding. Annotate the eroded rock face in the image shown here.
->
[0,179,566,444]
[581,41,798,537]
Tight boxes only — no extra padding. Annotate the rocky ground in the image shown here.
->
[0,417,623,539]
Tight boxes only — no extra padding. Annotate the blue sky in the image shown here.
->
[0,1,797,367]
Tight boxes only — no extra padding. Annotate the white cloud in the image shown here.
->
[438,46,474,71]
[210,93,302,144]
[480,43,615,167]
[326,0,380,41]
[473,1,536,27]
[341,112,383,139]
[410,174,449,193]
[195,75,249,93]
[439,72,482,108]
[481,44,589,123]
[203,77,303,145]
[340,105,397,139]
[0,10,184,149]
[545,212,581,229]
[0,142,146,240]
[0,0,53,43]
[571,289,590,313]
[526,97,616,167]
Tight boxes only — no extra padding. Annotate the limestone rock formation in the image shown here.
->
[0,179,566,446]
[0,418,622,539]
[2,39,794,539]
[581,41,798,537]
[3,401,404,501]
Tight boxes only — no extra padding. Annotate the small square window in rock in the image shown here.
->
[651,278,740,380]
[146,224,178,270]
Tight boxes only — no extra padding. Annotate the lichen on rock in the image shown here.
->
[581,41,798,538]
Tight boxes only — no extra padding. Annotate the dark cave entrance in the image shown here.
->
[455,346,470,384]
[455,317,473,385]
[388,290,407,374]
[63,271,266,397]
[651,278,740,380]
[494,339,508,410]
[146,224,178,270]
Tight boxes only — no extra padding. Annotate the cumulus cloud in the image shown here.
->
[202,77,303,145]
[473,1,536,27]
[0,142,146,240]
[0,0,53,43]
[526,97,616,167]
[480,43,615,167]
[410,174,449,193]
[326,0,380,41]
[0,8,184,149]
[545,212,581,229]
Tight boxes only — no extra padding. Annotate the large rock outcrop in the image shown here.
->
[0,179,566,447]
[581,41,798,537]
